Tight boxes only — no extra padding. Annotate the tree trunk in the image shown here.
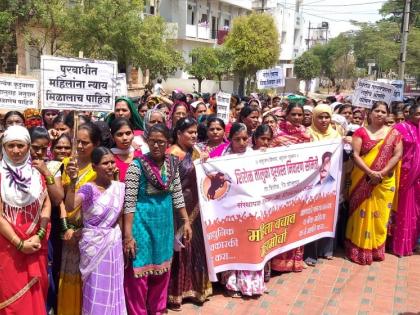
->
[15,20,27,75]
[198,78,203,93]
[218,75,222,91]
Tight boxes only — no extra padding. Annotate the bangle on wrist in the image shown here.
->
[10,235,18,246]
[60,217,69,232]
[36,227,47,240]
[46,175,55,185]
[16,240,24,251]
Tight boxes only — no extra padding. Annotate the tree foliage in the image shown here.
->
[187,47,218,92]
[294,51,321,94]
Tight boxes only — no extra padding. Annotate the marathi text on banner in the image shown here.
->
[256,67,285,90]
[352,79,395,108]
[41,55,117,112]
[0,76,38,110]
[194,140,342,281]
[216,91,231,123]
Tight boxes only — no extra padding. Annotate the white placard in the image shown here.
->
[216,91,231,123]
[377,79,404,102]
[352,79,396,108]
[0,76,38,110]
[116,73,128,97]
[256,67,285,90]
[41,55,117,112]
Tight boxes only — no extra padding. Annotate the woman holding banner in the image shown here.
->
[390,104,420,257]
[217,123,266,297]
[123,123,191,315]
[346,101,402,265]
[197,117,230,158]
[303,104,342,266]
[57,122,101,315]
[270,103,310,272]
[0,126,51,315]
[168,117,212,310]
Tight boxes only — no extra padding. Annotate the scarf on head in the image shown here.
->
[308,104,341,141]
[332,114,348,136]
[1,125,42,208]
[107,97,144,131]
[143,109,166,139]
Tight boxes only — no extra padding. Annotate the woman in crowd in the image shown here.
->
[0,126,51,314]
[197,116,229,158]
[110,118,142,181]
[304,104,342,266]
[390,104,420,257]
[303,105,313,128]
[53,113,73,138]
[42,110,59,130]
[337,104,353,124]
[262,113,279,136]
[252,124,273,150]
[134,109,166,154]
[138,103,149,119]
[217,123,266,297]
[108,97,144,135]
[345,101,402,265]
[4,110,25,129]
[168,118,212,310]
[51,134,73,163]
[65,147,126,314]
[271,103,309,271]
[191,101,208,120]
[57,122,101,315]
[238,105,261,143]
[123,123,192,315]
[168,101,191,130]
[351,109,364,128]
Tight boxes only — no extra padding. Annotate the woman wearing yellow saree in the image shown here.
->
[57,123,101,315]
[345,102,402,265]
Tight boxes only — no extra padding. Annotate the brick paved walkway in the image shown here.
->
[169,251,420,315]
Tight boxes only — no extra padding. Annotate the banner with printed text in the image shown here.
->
[195,140,342,281]
[352,79,395,108]
[41,55,117,111]
[0,76,38,110]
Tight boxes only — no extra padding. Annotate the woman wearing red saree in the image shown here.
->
[346,102,402,265]
[270,103,310,272]
[0,126,51,314]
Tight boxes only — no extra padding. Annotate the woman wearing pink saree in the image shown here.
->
[391,104,420,256]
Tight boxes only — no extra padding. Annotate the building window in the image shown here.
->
[281,31,286,44]
[200,13,208,24]
[224,19,230,28]
[187,4,195,25]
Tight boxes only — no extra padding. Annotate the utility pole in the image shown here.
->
[307,21,311,50]
[398,0,411,80]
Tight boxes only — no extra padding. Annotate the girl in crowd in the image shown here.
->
[65,147,126,314]
[108,97,144,135]
[123,123,192,315]
[390,104,420,257]
[217,123,265,297]
[53,113,73,138]
[197,116,230,157]
[110,118,142,181]
[304,104,342,266]
[238,105,261,143]
[271,103,310,272]
[138,103,149,119]
[42,110,59,130]
[252,124,273,150]
[58,122,101,315]
[346,101,402,265]
[4,110,25,128]
[168,118,212,310]
[0,126,51,314]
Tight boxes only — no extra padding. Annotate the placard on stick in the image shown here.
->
[0,76,38,110]
[256,67,284,90]
[41,55,117,112]
[352,79,395,108]
[216,91,231,123]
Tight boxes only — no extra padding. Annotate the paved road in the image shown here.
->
[169,251,420,315]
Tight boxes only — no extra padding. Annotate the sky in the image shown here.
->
[296,0,387,37]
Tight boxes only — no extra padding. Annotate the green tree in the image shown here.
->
[224,12,280,95]
[186,47,218,93]
[294,51,321,95]
[213,47,233,90]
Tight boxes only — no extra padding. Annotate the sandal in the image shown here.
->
[227,291,242,298]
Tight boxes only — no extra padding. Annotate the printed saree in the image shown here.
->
[345,127,401,265]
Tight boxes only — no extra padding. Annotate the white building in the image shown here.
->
[156,0,252,92]
[258,0,305,78]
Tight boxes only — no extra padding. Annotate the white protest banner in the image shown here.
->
[256,66,284,90]
[352,79,395,108]
[377,79,404,102]
[216,91,231,123]
[41,55,117,112]
[116,73,128,97]
[195,140,342,281]
[0,76,38,110]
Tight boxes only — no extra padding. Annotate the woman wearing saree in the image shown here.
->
[390,104,420,257]
[123,123,192,315]
[0,126,51,314]
[346,102,402,265]
[304,104,342,266]
[134,109,166,155]
[270,104,310,272]
[66,147,126,314]
[57,122,101,315]
[197,116,230,158]
[107,97,145,136]
[168,118,212,311]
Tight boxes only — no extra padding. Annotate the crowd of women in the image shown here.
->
[0,90,419,315]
